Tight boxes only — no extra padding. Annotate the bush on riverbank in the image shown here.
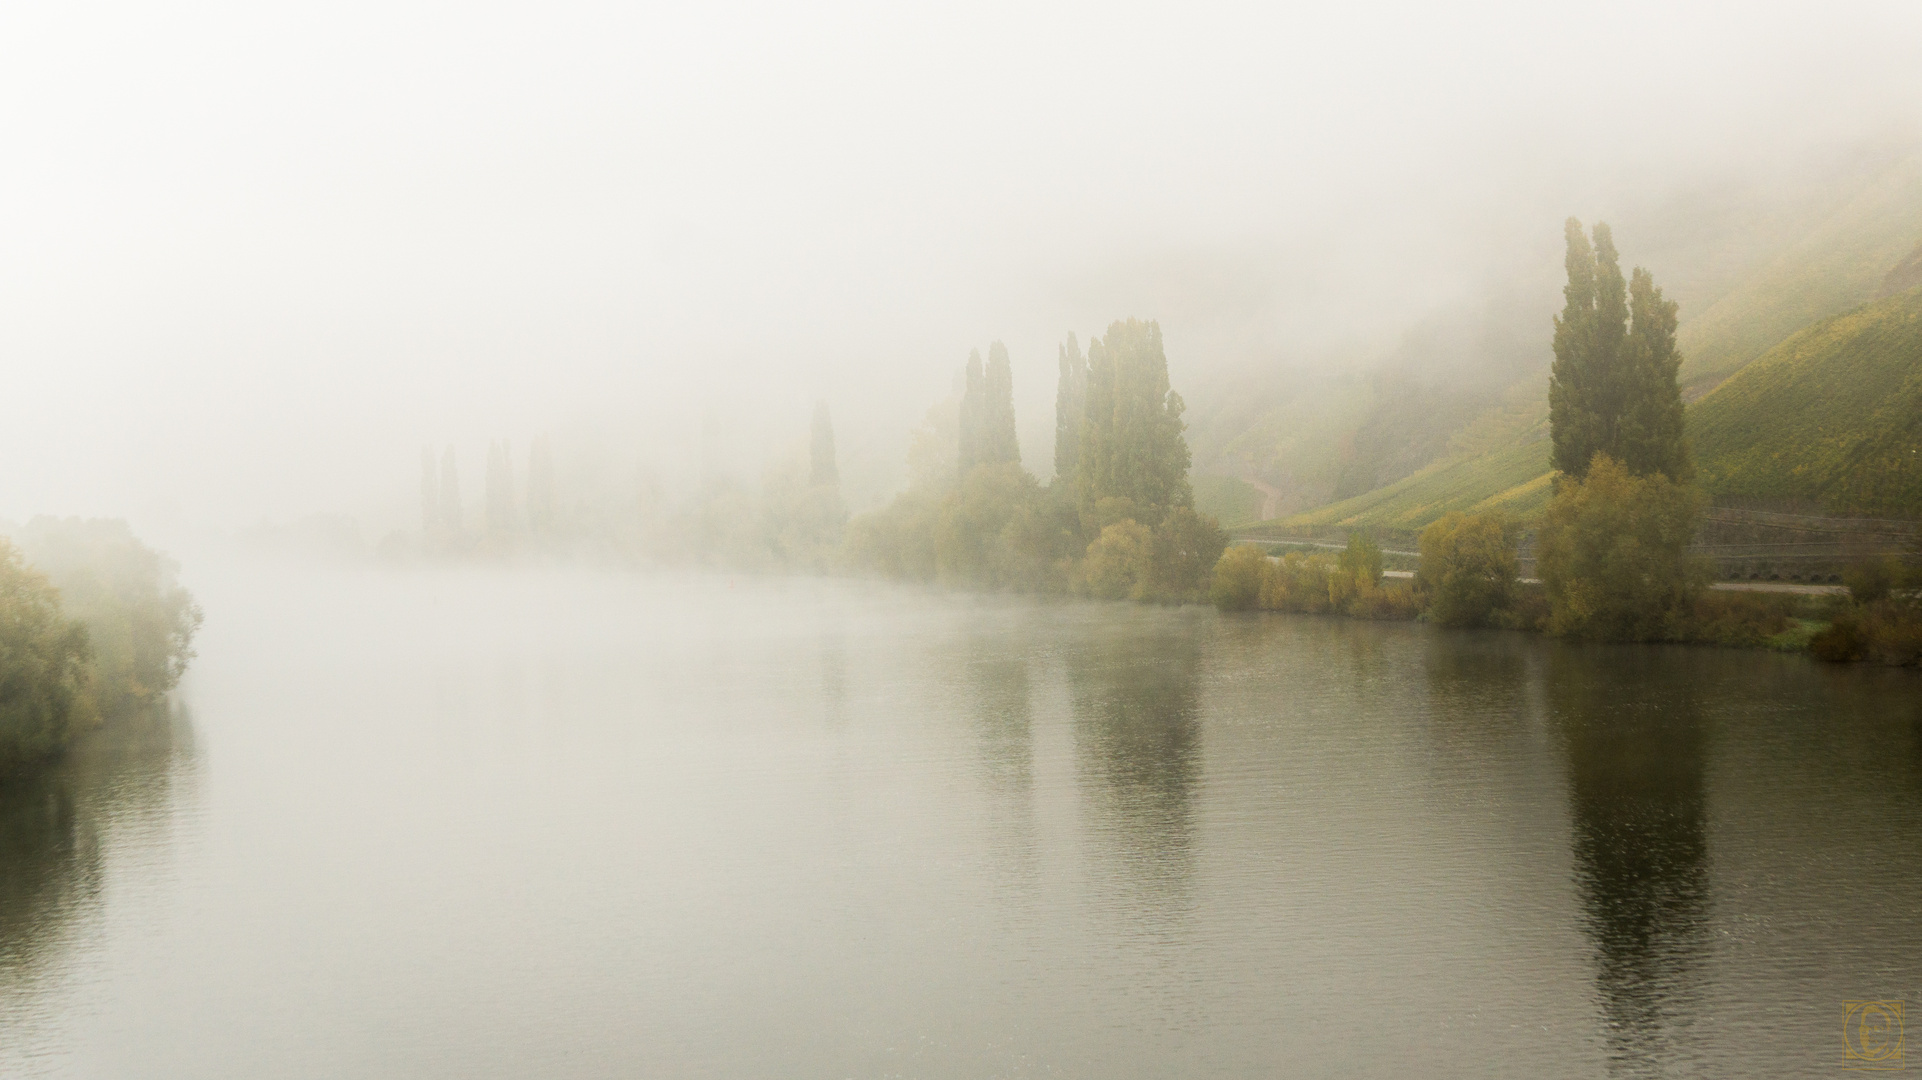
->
[1810,597,1922,665]
[1675,590,1803,649]
[1415,512,1519,628]
[1536,456,1709,641]
[1208,543,1421,620]
[15,518,203,720]
[0,539,92,774]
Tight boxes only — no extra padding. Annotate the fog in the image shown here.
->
[5,0,1920,534]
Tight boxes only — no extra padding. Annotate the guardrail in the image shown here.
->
[1228,506,1919,584]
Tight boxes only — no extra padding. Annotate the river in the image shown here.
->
[2,563,1918,1077]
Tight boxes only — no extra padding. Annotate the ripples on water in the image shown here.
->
[1,565,1917,1078]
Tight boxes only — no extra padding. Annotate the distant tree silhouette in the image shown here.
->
[810,401,839,487]
[438,445,462,535]
[980,341,1019,466]
[484,439,516,539]
[958,349,985,475]
[1077,319,1191,522]
[1054,334,1087,485]
[525,436,556,537]
[959,343,1018,476]
[419,446,439,540]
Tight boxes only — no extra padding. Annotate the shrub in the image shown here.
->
[1210,544,1269,611]
[1496,582,1553,632]
[1859,599,1922,665]
[1535,455,1708,641]
[0,538,92,771]
[1080,520,1155,600]
[1677,591,1798,648]
[1346,581,1423,620]
[843,489,942,581]
[1142,507,1229,603]
[1811,610,1868,662]
[1416,512,1518,627]
[1210,542,1418,621]
[17,518,201,719]
[1842,554,1904,605]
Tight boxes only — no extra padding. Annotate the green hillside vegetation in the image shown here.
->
[1192,475,1263,527]
[1676,153,1922,394]
[1688,285,1922,518]
[1277,438,1552,534]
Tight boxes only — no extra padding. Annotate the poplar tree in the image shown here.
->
[958,345,1018,475]
[1620,268,1690,480]
[980,341,1019,466]
[419,447,439,539]
[1078,333,1116,510]
[438,446,463,535]
[1550,219,1691,481]
[810,401,839,487]
[1076,319,1191,519]
[1054,334,1087,485]
[525,437,556,536]
[484,439,516,537]
[1550,218,1609,478]
[958,349,985,475]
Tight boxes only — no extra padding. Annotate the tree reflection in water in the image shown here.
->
[1067,619,1203,929]
[0,705,193,990]
[959,634,1040,894]
[1552,646,1709,1077]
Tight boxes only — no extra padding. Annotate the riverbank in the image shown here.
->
[1211,543,1917,665]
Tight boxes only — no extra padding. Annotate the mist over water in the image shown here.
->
[1,566,1915,1078]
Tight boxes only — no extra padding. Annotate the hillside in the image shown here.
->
[1211,149,1922,535]
[1689,286,1922,518]
[1271,439,1552,536]
[1674,153,1922,395]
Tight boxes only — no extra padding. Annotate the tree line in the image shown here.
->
[419,436,560,553]
[1215,218,1920,664]
[845,319,1226,601]
[412,405,847,569]
[1215,220,1721,634]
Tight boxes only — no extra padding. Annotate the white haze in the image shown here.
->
[3,0,1920,533]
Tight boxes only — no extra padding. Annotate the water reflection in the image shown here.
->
[1067,620,1203,926]
[817,631,850,728]
[0,706,194,985]
[0,768,95,976]
[1552,647,1709,1076]
[960,637,1039,891]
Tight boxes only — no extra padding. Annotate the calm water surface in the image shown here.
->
[2,564,1919,1077]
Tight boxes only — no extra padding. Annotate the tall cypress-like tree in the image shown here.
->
[1550,219,1690,481]
[1620,268,1690,480]
[485,439,516,537]
[1550,218,1606,478]
[810,401,839,487]
[525,436,555,536]
[958,349,985,475]
[980,341,1019,465]
[1079,333,1116,511]
[1076,319,1191,520]
[419,447,439,539]
[957,345,1018,476]
[439,445,463,534]
[1054,334,1087,485]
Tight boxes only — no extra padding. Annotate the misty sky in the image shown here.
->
[5,0,1920,530]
